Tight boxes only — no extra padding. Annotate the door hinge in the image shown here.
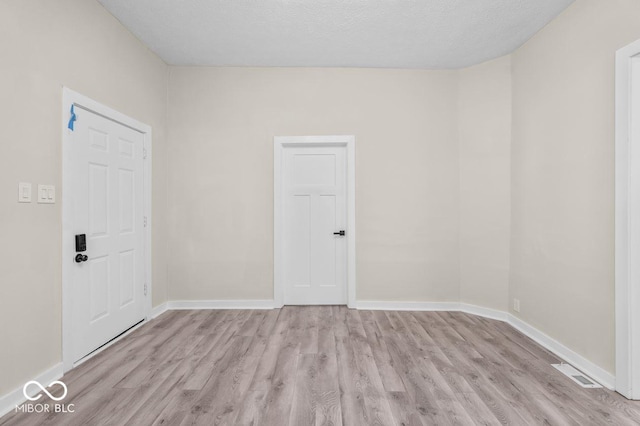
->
[143,216,148,227]
[143,148,148,159]
[144,283,148,296]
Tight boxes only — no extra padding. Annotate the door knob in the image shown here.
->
[333,230,346,236]
[75,254,88,263]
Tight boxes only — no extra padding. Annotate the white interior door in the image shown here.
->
[283,145,347,305]
[69,106,146,363]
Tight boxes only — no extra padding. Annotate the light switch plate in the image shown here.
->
[18,183,32,203]
[37,184,55,204]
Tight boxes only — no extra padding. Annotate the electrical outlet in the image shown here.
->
[513,298,521,313]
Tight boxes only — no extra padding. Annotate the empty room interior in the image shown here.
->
[3,0,640,424]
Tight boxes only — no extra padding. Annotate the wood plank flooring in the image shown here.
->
[2,306,640,425]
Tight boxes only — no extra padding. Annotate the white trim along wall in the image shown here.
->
[61,87,153,373]
[615,38,640,400]
[273,135,357,308]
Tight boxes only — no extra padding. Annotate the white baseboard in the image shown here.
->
[355,301,460,311]
[0,363,63,418]
[148,302,168,319]
[167,299,275,310]
[507,314,615,390]
[353,301,508,321]
[459,303,509,322]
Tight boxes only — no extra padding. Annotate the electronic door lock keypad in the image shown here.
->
[75,234,88,263]
[75,234,86,252]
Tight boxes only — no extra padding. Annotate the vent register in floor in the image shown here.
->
[552,363,602,389]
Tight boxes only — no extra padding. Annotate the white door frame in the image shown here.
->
[615,39,640,400]
[274,135,356,308]
[61,87,153,373]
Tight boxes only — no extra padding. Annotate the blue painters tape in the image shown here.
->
[68,105,76,131]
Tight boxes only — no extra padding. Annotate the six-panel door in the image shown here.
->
[70,107,145,363]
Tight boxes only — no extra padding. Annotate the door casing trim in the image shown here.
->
[273,135,356,308]
[61,87,152,373]
[616,38,640,400]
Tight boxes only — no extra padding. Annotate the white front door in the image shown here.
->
[283,145,347,305]
[68,106,146,363]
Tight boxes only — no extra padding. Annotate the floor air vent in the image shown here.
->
[552,363,602,388]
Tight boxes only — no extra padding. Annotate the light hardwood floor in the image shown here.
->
[2,307,640,425]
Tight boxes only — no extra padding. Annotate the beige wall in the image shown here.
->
[459,57,511,311]
[167,67,460,302]
[0,0,168,396]
[510,0,640,375]
[4,0,639,400]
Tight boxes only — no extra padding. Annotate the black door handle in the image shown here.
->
[333,230,346,236]
[75,254,88,263]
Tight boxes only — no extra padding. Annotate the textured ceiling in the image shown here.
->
[98,0,574,69]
